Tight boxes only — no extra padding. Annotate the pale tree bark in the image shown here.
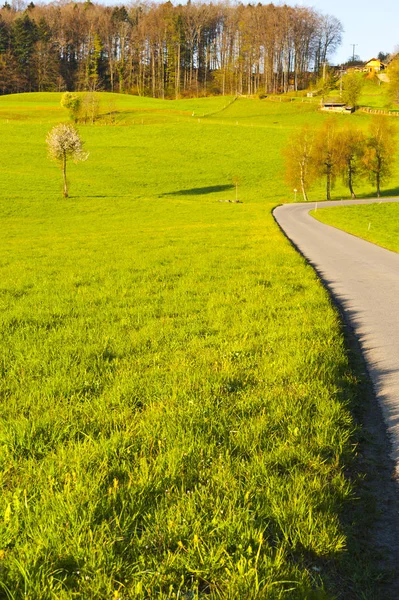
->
[62,151,68,198]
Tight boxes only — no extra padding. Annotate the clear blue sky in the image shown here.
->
[287,0,398,64]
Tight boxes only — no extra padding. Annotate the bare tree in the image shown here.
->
[363,116,396,198]
[46,123,88,198]
[80,92,100,124]
[284,124,316,201]
[0,2,344,98]
[314,14,343,75]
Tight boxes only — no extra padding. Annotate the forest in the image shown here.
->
[0,1,343,98]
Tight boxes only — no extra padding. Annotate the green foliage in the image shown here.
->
[0,91,396,597]
[283,124,316,201]
[363,116,397,197]
[313,118,342,201]
[0,15,10,54]
[338,125,366,199]
[61,92,101,124]
[11,13,38,68]
[11,13,38,87]
[342,73,364,108]
[284,114,397,201]
[84,33,103,91]
[317,67,339,100]
[61,92,82,123]
[387,56,399,104]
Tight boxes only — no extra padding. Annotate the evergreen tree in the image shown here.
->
[0,15,10,54]
[12,13,38,89]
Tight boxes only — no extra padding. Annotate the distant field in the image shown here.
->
[0,92,393,598]
[312,202,399,253]
[2,91,398,204]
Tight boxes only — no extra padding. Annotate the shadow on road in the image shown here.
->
[309,263,399,600]
[273,203,399,599]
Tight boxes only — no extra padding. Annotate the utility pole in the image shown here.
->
[350,44,358,62]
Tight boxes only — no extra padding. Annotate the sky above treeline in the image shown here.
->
[286,0,398,64]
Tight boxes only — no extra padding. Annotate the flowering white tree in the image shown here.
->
[46,123,89,198]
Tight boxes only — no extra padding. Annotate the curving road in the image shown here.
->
[274,198,399,467]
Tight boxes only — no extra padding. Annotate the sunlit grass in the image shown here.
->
[0,92,389,598]
[312,202,399,252]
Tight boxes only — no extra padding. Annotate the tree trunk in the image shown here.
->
[300,168,308,202]
[63,152,68,198]
[176,43,180,99]
[376,157,381,197]
[348,164,356,199]
[326,165,331,200]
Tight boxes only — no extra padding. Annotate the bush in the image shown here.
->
[61,92,82,123]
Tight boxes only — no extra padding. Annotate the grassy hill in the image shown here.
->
[2,91,399,205]
[0,92,396,599]
[312,202,399,252]
[358,77,394,109]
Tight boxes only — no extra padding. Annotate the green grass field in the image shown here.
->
[0,92,396,599]
[312,202,399,253]
[357,77,396,110]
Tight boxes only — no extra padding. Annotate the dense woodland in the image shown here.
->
[0,0,343,98]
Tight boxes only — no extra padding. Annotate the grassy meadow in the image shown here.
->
[312,202,399,253]
[358,78,395,110]
[0,92,397,599]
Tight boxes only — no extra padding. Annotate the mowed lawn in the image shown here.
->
[312,202,399,254]
[0,93,393,599]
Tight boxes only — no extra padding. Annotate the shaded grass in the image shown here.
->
[0,92,395,598]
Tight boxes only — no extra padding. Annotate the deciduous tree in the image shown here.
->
[284,124,316,201]
[314,118,342,200]
[363,116,396,197]
[46,123,88,198]
[342,72,364,108]
[338,125,365,199]
[387,56,399,104]
[0,2,344,98]
[61,92,81,122]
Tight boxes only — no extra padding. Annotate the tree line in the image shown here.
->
[0,1,342,98]
[285,116,397,201]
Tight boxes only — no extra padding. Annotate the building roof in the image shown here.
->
[366,58,386,67]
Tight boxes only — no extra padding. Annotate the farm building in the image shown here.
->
[365,58,386,73]
[321,102,354,113]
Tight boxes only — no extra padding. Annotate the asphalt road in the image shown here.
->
[274,198,399,466]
